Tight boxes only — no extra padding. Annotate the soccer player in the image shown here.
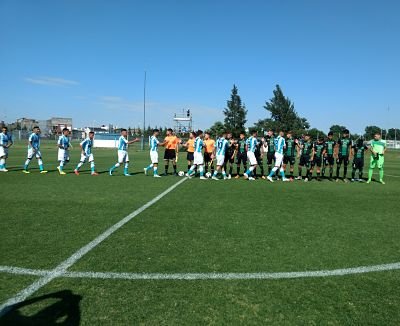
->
[203,132,215,175]
[254,136,265,179]
[297,134,313,182]
[57,128,71,175]
[265,130,275,175]
[351,138,368,182]
[74,131,98,176]
[144,129,166,177]
[367,132,387,184]
[224,132,236,177]
[311,137,326,181]
[212,131,229,180]
[336,129,353,182]
[267,130,289,182]
[183,132,195,174]
[23,126,48,174]
[283,131,297,180]
[0,126,13,172]
[235,131,247,178]
[109,129,140,176]
[243,130,258,181]
[187,130,207,180]
[163,128,180,176]
[322,132,336,180]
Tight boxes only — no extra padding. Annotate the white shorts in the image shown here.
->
[274,153,283,168]
[193,152,204,165]
[216,154,225,167]
[81,153,94,163]
[150,151,158,164]
[58,149,70,162]
[0,147,8,158]
[247,151,257,165]
[27,148,42,159]
[118,150,129,163]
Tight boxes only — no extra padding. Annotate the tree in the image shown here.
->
[208,121,225,138]
[257,85,309,133]
[329,125,347,136]
[387,128,400,140]
[223,85,247,137]
[364,125,382,140]
[307,128,326,140]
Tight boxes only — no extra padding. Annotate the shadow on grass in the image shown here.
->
[0,290,82,325]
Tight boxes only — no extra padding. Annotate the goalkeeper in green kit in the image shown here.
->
[367,132,387,184]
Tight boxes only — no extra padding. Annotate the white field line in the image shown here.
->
[0,178,187,317]
[1,262,400,281]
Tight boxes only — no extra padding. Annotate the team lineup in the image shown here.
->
[0,126,387,184]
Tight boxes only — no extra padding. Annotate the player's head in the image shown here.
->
[62,128,69,136]
[286,131,292,138]
[204,132,210,140]
[252,129,258,137]
[197,130,203,138]
[121,128,127,137]
[226,131,232,139]
[328,131,334,139]
[357,138,364,147]
[88,131,95,139]
[374,132,381,140]
[318,136,324,143]
[304,134,311,141]
[278,129,284,137]
[153,129,160,136]
[267,129,274,136]
[190,131,196,139]
[239,131,245,139]
[2,126,7,133]
[166,128,173,136]
[33,126,40,134]
[343,129,349,137]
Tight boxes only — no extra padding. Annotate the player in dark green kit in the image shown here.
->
[265,130,275,175]
[283,131,298,180]
[322,132,336,180]
[235,131,247,178]
[253,137,265,179]
[336,129,353,182]
[297,134,314,182]
[224,132,236,178]
[351,138,368,182]
[311,137,326,181]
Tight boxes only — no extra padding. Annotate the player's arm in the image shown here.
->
[7,137,13,148]
[368,143,377,156]
[127,138,140,145]
[310,145,315,161]
[334,142,339,158]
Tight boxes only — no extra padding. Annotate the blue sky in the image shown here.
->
[0,0,399,134]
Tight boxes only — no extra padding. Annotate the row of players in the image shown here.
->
[0,126,387,183]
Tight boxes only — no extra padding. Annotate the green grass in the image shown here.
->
[1,142,399,324]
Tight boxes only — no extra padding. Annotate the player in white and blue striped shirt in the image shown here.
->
[74,131,98,176]
[0,126,13,172]
[244,130,258,181]
[144,129,166,177]
[187,130,207,179]
[109,129,140,176]
[57,128,71,175]
[212,131,229,180]
[267,130,289,182]
[23,126,48,174]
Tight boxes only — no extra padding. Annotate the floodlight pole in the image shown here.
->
[141,71,147,150]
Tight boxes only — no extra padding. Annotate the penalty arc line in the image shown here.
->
[0,177,188,317]
[1,262,400,280]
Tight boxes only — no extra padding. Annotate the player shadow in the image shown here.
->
[0,290,82,325]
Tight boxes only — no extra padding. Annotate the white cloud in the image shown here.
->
[24,76,79,86]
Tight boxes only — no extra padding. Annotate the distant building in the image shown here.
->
[46,117,73,135]
[9,118,39,131]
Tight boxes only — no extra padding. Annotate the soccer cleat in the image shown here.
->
[40,170,48,174]
[162,172,168,176]
[22,170,30,174]
[212,176,219,180]
[282,178,290,182]
[336,178,340,183]
[235,175,240,179]
[343,179,349,183]
[200,176,207,180]
[144,168,148,175]
[304,178,309,182]
[59,171,66,175]
[243,173,249,179]
[295,176,302,180]
[267,176,274,183]
[109,169,113,176]
[248,177,255,181]
[91,172,99,176]
[154,174,161,178]
[74,170,80,176]
[261,175,266,180]
[0,168,8,172]
[173,172,179,176]
[366,180,371,184]
[380,180,385,185]
[124,173,131,177]
[351,178,355,182]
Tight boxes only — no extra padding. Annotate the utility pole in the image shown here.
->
[141,71,147,150]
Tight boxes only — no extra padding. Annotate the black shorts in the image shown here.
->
[324,155,335,166]
[299,155,311,168]
[186,152,194,162]
[352,158,364,170]
[204,152,213,163]
[283,155,295,165]
[224,154,234,164]
[337,155,349,166]
[236,152,247,165]
[266,152,275,165]
[164,149,176,160]
[312,157,323,167]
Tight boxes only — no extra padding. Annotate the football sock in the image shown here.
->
[154,167,158,175]
[90,162,95,173]
[379,168,384,181]
[368,168,373,180]
[173,164,177,173]
[164,164,168,173]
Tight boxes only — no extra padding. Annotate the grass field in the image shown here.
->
[1,141,399,325]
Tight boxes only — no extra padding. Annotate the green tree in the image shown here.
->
[257,85,309,133]
[223,85,247,137]
[364,125,382,140]
[208,121,225,138]
[387,128,400,140]
[329,125,347,137]
[307,128,326,140]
